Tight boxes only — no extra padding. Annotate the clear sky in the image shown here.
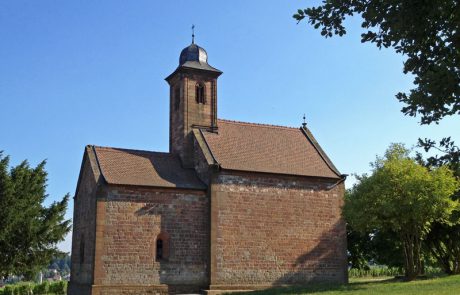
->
[1,1,458,253]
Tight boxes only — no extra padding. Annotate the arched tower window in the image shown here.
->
[195,83,206,104]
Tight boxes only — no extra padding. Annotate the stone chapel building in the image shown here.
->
[68,40,348,295]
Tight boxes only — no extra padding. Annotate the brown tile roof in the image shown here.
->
[200,119,341,179]
[91,146,206,190]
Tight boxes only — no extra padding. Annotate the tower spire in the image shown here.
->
[192,24,195,44]
[302,114,307,128]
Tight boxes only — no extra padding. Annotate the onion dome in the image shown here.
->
[179,43,208,65]
[173,42,221,74]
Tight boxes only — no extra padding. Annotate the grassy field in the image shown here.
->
[232,275,460,295]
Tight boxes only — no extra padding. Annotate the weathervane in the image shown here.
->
[302,114,307,128]
[192,24,195,44]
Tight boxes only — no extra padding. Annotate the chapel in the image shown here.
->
[68,40,348,295]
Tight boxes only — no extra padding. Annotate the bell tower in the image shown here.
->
[165,40,222,167]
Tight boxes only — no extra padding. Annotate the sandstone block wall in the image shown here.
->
[210,172,347,287]
[93,186,210,290]
[69,149,99,294]
[169,73,217,168]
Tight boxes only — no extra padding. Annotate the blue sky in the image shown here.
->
[1,1,458,253]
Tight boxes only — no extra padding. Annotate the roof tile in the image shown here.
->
[92,146,206,190]
[200,119,340,178]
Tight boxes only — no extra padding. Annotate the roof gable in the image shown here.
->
[91,146,206,190]
[199,119,341,179]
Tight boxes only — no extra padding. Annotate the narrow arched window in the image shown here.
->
[174,87,180,111]
[195,83,205,104]
[155,232,170,262]
[80,235,85,264]
[156,238,163,260]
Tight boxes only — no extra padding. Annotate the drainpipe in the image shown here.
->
[327,174,348,190]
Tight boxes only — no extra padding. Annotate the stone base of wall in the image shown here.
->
[203,285,273,295]
[67,282,92,295]
[89,284,205,295]
[203,281,349,295]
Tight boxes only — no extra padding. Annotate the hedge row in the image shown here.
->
[0,281,66,295]
[348,266,442,278]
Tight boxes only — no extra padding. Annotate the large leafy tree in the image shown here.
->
[0,152,71,278]
[294,0,460,125]
[347,225,406,270]
[417,138,460,274]
[345,144,459,280]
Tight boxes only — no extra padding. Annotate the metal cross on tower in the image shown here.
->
[192,24,195,44]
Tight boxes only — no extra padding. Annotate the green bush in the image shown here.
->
[49,281,66,295]
[17,284,32,295]
[33,282,49,295]
[349,266,403,278]
[348,266,443,278]
[3,286,14,295]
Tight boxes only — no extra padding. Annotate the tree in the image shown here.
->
[417,138,460,274]
[294,0,460,125]
[344,144,459,280]
[347,224,406,270]
[0,152,71,278]
[347,223,372,270]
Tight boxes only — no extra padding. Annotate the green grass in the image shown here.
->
[230,275,460,295]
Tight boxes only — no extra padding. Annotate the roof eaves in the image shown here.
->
[106,182,207,191]
[218,167,343,181]
[300,127,342,178]
[74,147,89,198]
[91,145,109,185]
[165,64,222,82]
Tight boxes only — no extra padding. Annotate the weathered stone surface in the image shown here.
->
[68,147,100,294]
[94,187,209,287]
[209,172,347,286]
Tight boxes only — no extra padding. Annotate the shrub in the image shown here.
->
[349,266,403,278]
[17,284,32,295]
[348,265,443,278]
[33,282,49,295]
[3,286,14,295]
[49,281,66,295]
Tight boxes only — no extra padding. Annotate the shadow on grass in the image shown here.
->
[232,278,400,295]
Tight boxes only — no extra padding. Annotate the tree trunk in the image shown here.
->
[402,232,422,280]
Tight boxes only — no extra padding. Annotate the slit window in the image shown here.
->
[195,83,205,104]
[80,236,85,264]
[174,87,180,111]
[156,239,163,260]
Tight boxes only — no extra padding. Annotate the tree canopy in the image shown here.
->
[416,139,460,274]
[0,152,71,278]
[345,144,459,279]
[294,0,460,124]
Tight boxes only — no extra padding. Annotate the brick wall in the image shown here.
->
[92,186,210,291]
[210,171,347,287]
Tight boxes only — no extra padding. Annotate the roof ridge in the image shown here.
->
[91,145,169,156]
[217,118,300,131]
